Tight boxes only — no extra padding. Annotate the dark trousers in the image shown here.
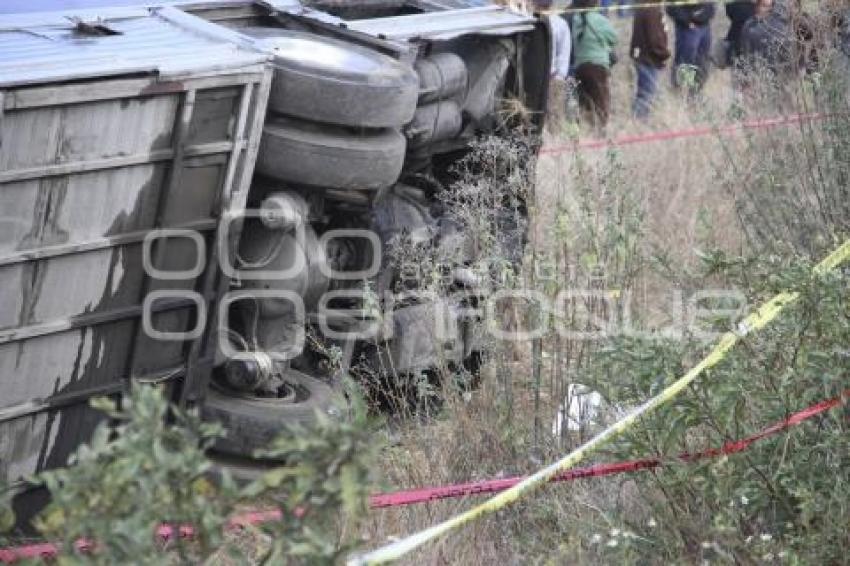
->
[575,63,611,128]
[672,24,712,91]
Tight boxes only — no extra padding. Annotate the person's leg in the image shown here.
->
[633,62,659,119]
[575,63,605,128]
[673,25,701,88]
[580,64,610,127]
[574,64,595,122]
[695,25,712,90]
[672,25,685,86]
[596,66,611,126]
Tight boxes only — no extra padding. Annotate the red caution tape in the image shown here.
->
[540,112,828,155]
[0,510,286,563]
[370,388,849,509]
[1,389,846,563]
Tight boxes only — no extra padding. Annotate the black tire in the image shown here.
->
[257,116,406,190]
[201,370,338,458]
[207,451,278,485]
[241,28,419,128]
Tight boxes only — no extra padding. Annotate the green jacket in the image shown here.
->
[572,12,618,69]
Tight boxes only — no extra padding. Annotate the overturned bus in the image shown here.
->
[0,0,551,519]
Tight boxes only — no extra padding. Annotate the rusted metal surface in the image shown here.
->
[0,7,272,515]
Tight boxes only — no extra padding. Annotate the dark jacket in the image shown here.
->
[725,1,756,58]
[667,3,716,28]
[740,0,815,74]
[739,15,772,63]
[630,5,671,68]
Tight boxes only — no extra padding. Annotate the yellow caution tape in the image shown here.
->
[348,239,850,566]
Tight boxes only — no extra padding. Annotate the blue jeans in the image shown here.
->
[633,62,659,119]
[672,24,712,90]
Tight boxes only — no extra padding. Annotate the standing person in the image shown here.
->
[572,0,618,128]
[739,0,776,67]
[535,0,571,128]
[725,1,757,65]
[735,0,776,97]
[739,0,814,77]
[824,0,850,72]
[543,0,571,81]
[667,2,716,94]
[630,0,670,119]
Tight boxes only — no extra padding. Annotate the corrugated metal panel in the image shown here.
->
[416,0,493,8]
[0,1,531,45]
[0,6,269,88]
[0,2,274,511]
[346,6,534,41]
[0,0,296,16]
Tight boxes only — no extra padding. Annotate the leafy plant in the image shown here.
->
[0,483,14,547]
[582,243,850,564]
[246,387,380,563]
[32,382,379,565]
[36,385,239,565]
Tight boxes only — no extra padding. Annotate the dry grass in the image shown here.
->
[358,15,829,564]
